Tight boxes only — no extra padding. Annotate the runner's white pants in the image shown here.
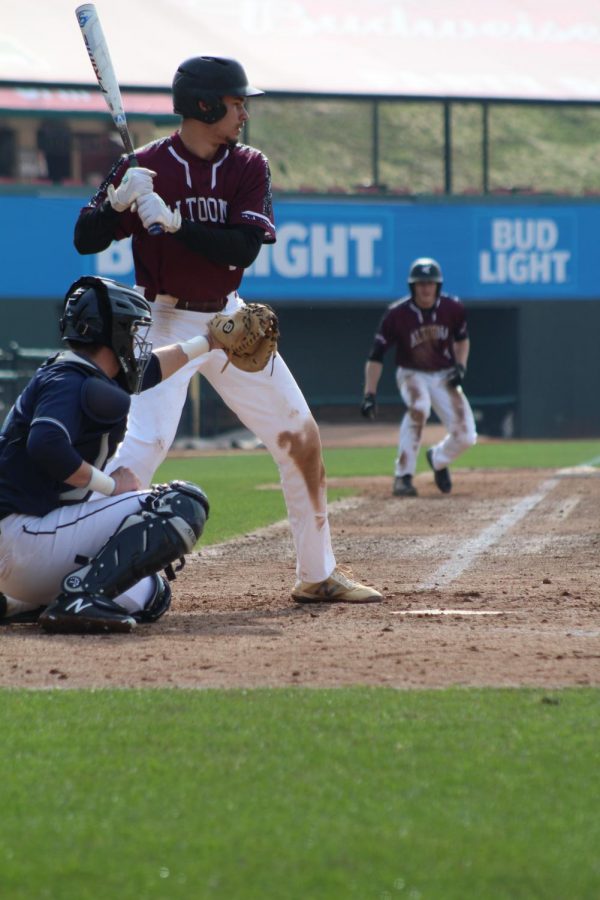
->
[0,493,157,612]
[394,367,477,477]
[108,294,336,583]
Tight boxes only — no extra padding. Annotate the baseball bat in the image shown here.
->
[75,3,163,234]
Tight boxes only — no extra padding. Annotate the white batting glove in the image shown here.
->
[107,167,156,212]
[136,192,182,233]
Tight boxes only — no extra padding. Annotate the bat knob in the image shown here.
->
[148,223,164,236]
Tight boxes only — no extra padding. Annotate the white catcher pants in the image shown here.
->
[395,367,477,477]
[108,294,336,583]
[0,493,157,613]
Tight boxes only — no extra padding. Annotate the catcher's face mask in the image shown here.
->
[114,320,153,395]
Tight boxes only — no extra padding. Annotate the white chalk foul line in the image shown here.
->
[556,463,600,477]
[418,477,559,591]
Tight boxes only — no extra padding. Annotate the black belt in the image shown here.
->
[149,294,228,313]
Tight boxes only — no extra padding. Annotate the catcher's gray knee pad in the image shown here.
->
[62,480,209,601]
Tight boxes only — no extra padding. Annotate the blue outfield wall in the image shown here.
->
[1,192,599,302]
[3,191,600,437]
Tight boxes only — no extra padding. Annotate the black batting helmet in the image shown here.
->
[60,277,153,394]
[172,56,264,124]
[408,257,443,297]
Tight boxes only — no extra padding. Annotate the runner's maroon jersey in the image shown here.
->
[80,132,276,306]
[369,293,469,370]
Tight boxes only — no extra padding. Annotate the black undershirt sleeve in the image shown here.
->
[74,202,120,254]
[174,222,264,268]
[368,341,386,363]
[75,206,265,269]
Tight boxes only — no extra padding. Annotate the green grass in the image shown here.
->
[3,441,598,898]
[156,440,599,544]
[1,688,598,900]
[278,100,600,196]
[158,452,288,544]
[152,99,600,196]
[321,440,600,474]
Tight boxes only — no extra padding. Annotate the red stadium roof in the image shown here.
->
[0,87,173,117]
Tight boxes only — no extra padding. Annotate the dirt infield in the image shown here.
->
[1,425,599,689]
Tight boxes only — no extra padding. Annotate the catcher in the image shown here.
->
[74,54,381,603]
[0,276,210,632]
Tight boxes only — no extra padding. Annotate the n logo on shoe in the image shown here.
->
[65,599,94,614]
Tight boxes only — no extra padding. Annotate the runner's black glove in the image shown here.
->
[360,393,377,419]
[448,364,466,388]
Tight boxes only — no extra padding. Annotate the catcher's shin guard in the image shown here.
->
[134,573,172,623]
[61,481,209,602]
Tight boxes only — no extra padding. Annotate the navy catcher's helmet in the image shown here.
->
[172,56,263,124]
[408,257,443,297]
[60,277,153,394]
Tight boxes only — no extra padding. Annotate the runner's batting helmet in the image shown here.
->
[172,56,264,124]
[408,257,443,297]
[60,277,153,394]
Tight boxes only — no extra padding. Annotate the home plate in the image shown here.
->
[391,609,510,617]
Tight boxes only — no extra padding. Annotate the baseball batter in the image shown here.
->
[361,258,477,497]
[0,276,211,632]
[74,55,380,604]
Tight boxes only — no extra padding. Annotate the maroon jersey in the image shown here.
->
[82,132,275,308]
[369,293,468,370]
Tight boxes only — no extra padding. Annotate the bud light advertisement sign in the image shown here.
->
[0,194,597,301]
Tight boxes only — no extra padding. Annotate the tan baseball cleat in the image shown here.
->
[291,569,382,604]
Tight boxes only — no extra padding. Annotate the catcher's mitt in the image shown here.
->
[208,303,279,373]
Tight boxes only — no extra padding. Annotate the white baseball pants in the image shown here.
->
[394,367,477,477]
[0,493,157,612]
[108,294,336,584]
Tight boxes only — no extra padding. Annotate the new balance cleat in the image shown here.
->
[291,569,382,604]
[39,594,136,634]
